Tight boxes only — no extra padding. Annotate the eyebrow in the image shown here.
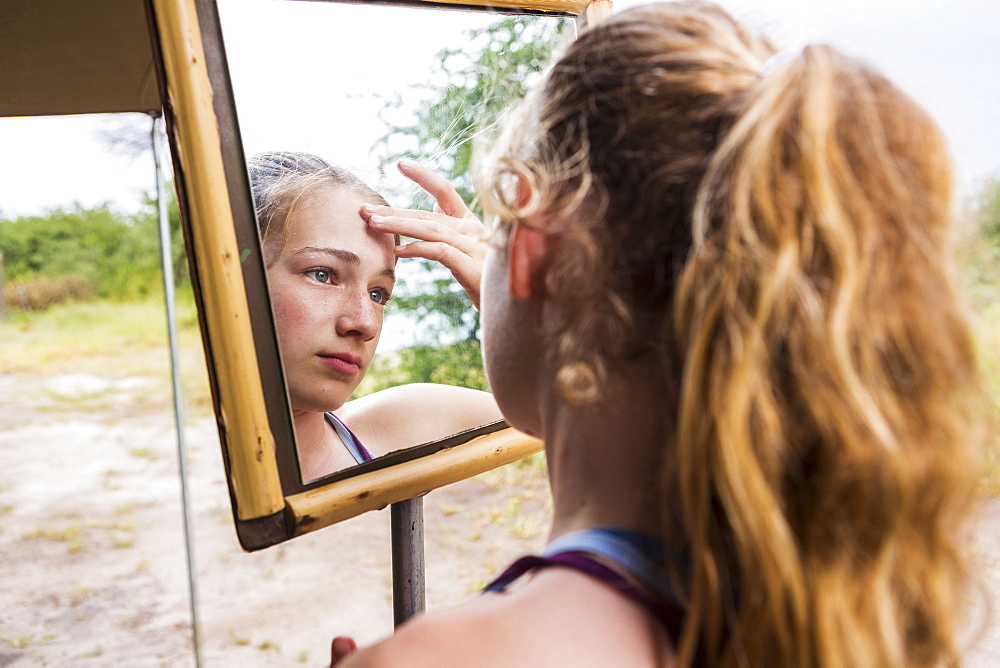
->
[295,246,395,281]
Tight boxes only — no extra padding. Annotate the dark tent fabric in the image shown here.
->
[1,0,161,117]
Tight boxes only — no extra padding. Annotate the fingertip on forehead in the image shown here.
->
[362,225,400,269]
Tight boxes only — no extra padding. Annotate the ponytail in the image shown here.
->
[671,45,984,667]
[479,3,986,665]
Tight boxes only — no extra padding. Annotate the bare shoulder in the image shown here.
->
[338,598,507,668]
[340,568,675,667]
[338,384,503,457]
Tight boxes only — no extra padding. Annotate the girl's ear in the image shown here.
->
[516,173,533,208]
[508,223,549,301]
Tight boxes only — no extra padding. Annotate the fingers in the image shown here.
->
[395,240,482,309]
[361,158,487,311]
[364,206,485,253]
[330,635,358,666]
[397,158,472,218]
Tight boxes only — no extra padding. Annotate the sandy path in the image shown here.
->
[0,372,550,666]
[0,371,996,666]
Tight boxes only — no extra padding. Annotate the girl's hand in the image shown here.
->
[330,635,357,666]
[361,159,487,310]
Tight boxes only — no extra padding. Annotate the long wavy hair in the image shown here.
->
[477,2,987,666]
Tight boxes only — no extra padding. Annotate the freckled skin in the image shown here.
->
[260,168,503,481]
[264,186,397,416]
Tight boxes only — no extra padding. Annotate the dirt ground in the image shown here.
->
[0,370,997,667]
[0,371,552,666]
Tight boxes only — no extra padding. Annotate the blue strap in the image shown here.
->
[484,527,684,627]
[543,527,673,602]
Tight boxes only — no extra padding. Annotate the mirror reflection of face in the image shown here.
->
[265,186,397,416]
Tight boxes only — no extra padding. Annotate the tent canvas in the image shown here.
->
[1,0,161,117]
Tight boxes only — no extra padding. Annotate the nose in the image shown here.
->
[335,289,381,342]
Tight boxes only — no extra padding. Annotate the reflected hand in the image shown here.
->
[330,635,357,666]
[361,159,487,310]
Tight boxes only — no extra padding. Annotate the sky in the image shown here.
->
[0,0,997,219]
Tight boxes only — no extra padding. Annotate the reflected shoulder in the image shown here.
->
[339,384,503,457]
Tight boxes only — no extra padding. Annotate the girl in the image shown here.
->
[249,151,502,480]
[333,1,988,666]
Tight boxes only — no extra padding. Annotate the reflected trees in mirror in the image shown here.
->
[218,1,569,484]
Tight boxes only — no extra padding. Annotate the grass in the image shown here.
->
[23,516,138,554]
[0,633,55,650]
[75,645,104,659]
[114,502,135,515]
[69,586,94,606]
[510,515,545,539]
[229,630,251,647]
[128,447,158,460]
[102,469,125,492]
[0,294,212,415]
[24,524,84,552]
[960,233,1000,497]
[438,504,465,517]
[0,251,996,497]
[476,452,548,491]
[110,536,135,549]
[977,301,1000,498]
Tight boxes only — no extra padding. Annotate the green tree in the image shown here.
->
[977,178,1000,251]
[375,16,570,207]
[137,189,189,290]
[0,197,187,307]
[1,115,188,311]
[369,16,571,391]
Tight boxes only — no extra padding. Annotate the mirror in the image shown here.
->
[214,0,575,482]
[216,0,546,485]
[147,0,589,549]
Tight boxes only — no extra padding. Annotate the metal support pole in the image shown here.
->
[152,113,202,667]
[391,497,426,627]
[0,248,7,321]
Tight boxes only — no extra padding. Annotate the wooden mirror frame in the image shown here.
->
[147,0,608,551]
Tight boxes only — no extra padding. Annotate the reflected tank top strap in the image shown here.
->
[324,412,375,464]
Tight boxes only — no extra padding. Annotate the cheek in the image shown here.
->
[270,286,318,344]
[273,297,309,325]
[481,252,531,425]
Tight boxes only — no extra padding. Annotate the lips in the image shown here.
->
[318,352,362,376]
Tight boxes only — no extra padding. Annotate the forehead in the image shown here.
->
[284,185,394,255]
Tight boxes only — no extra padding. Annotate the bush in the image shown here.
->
[3,275,96,312]
[0,198,187,304]
[357,340,488,397]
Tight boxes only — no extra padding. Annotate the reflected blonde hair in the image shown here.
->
[248,151,391,266]
[478,2,987,666]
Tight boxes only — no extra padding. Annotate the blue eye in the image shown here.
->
[369,288,391,305]
[307,269,334,284]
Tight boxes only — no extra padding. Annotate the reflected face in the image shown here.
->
[266,186,396,414]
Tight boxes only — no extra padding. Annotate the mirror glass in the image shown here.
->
[216,0,571,485]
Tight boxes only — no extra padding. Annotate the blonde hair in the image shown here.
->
[248,151,392,265]
[478,2,987,666]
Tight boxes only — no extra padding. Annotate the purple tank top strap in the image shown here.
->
[484,551,686,640]
[325,412,375,463]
